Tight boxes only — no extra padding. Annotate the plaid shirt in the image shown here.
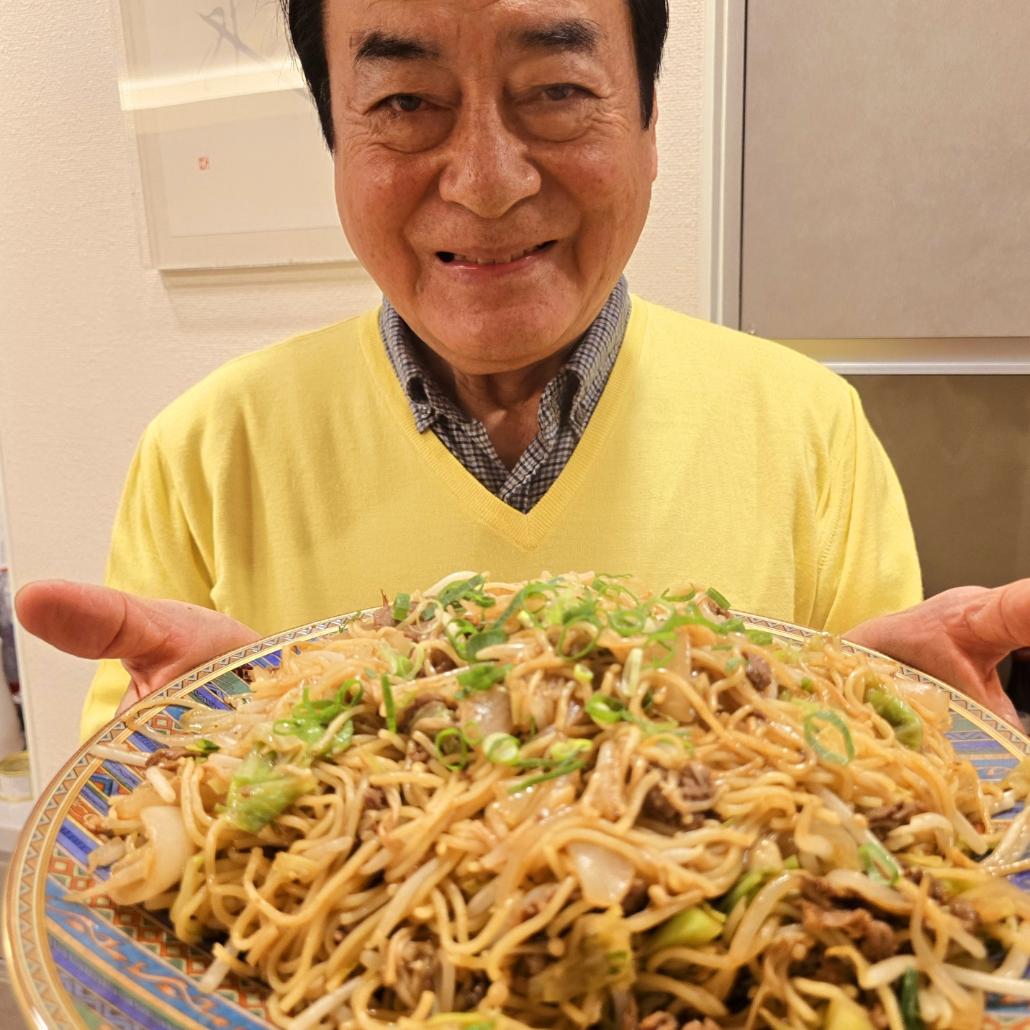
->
[380,279,630,513]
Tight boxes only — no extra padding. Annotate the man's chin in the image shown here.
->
[412,305,583,375]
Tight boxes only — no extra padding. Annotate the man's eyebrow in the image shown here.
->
[514,18,603,54]
[353,30,441,63]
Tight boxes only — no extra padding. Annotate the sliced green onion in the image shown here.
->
[799,676,815,693]
[866,684,923,750]
[186,739,220,755]
[572,663,593,685]
[455,662,510,698]
[381,675,397,734]
[384,645,417,680]
[464,627,507,659]
[328,720,354,754]
[607,605,649,637]
[489,579,557,630]
[859,838,900,886]
[391,592,412,622]
[435,727,470,771]
[803,710,855,766]
[898,968,925,1030]
[706,586,731,609]
[724,657,744,672]
[508,758,584,794]
[517,610,535,628]
[746,629,774,645]
[549,738,593,763]
[483,732,521,765]
[556,619,602,659]
[586,693,626,726]
[719,870,771,913]
[437,574,494,610]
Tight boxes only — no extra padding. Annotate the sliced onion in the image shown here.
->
[145,766,177,804]
[111,784,165,820]
[859,954,916,989]
[824,869,910,914]
[198,943,238,993]
[567,841,635,907]
[945,963,1030,998]
[459,688,512,739]
[896,677,950,728]
[87,839,126,871]
[982,803,1030,870]
[109,805,196,905]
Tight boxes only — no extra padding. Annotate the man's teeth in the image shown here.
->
[448,244,544,265]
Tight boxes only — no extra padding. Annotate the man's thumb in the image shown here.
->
[962,579,1030,655]
[17,580,178,661]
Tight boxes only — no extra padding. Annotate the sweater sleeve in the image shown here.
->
[80,423,215,739]
[812,386,923,634]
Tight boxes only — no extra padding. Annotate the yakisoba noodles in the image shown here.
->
[77,572,1030,1030]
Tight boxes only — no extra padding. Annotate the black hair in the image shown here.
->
[281,0,669,150]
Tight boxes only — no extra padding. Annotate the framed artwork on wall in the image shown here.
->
[117,0,351,269]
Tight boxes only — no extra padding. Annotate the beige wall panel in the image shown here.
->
[742,1,1030,339]
[848,375,1030,598]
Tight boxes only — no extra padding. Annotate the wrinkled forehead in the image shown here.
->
[324,0,636,68]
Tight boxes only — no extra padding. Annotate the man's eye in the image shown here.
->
[383,94,424,114]
[542,84,581,102]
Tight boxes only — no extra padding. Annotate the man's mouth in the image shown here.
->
[437,241,556,265]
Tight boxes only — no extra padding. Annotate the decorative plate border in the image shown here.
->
[4,610,1029,1028]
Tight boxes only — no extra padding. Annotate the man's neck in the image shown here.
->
[424,347,570,468]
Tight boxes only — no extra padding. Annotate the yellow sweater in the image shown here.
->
[82,298,921,737]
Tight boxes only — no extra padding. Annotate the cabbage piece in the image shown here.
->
[224,751,315,833]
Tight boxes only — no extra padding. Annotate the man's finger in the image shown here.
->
[963,579,1030,654]
[15,580,141,660]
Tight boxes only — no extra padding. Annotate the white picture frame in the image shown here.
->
[117,0,352,269]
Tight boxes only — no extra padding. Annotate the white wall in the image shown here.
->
[0,0,707,789]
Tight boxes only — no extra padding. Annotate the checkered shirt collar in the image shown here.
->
[379,278,629,436]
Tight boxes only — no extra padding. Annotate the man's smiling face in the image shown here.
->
[326,0,658,375]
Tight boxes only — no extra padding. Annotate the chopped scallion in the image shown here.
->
[483,732,521,765]
[435,727,471,771]
[508,758,584,793]
[586,693,625,726]
[803,710,855,766]
[859,838,900,886]
[455,662,510,698]
[464,627,507,659]
[549,738,593,763]
[186,739,220,755]
[573,662,594,684]
[899,968,925,1030]
[381,675,397,734]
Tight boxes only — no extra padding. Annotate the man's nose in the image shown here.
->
[437,102,541,218]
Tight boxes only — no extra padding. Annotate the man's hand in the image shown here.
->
[15,581,261,713]
[847,580,1030,729]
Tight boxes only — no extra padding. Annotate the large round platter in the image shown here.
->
[5,611,1030,1029]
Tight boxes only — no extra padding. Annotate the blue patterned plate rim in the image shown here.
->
[3,609,1029,1029]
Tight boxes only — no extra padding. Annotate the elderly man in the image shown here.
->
[16,0,1030,735]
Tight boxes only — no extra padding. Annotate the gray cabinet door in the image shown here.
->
[740,1,1030,340]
